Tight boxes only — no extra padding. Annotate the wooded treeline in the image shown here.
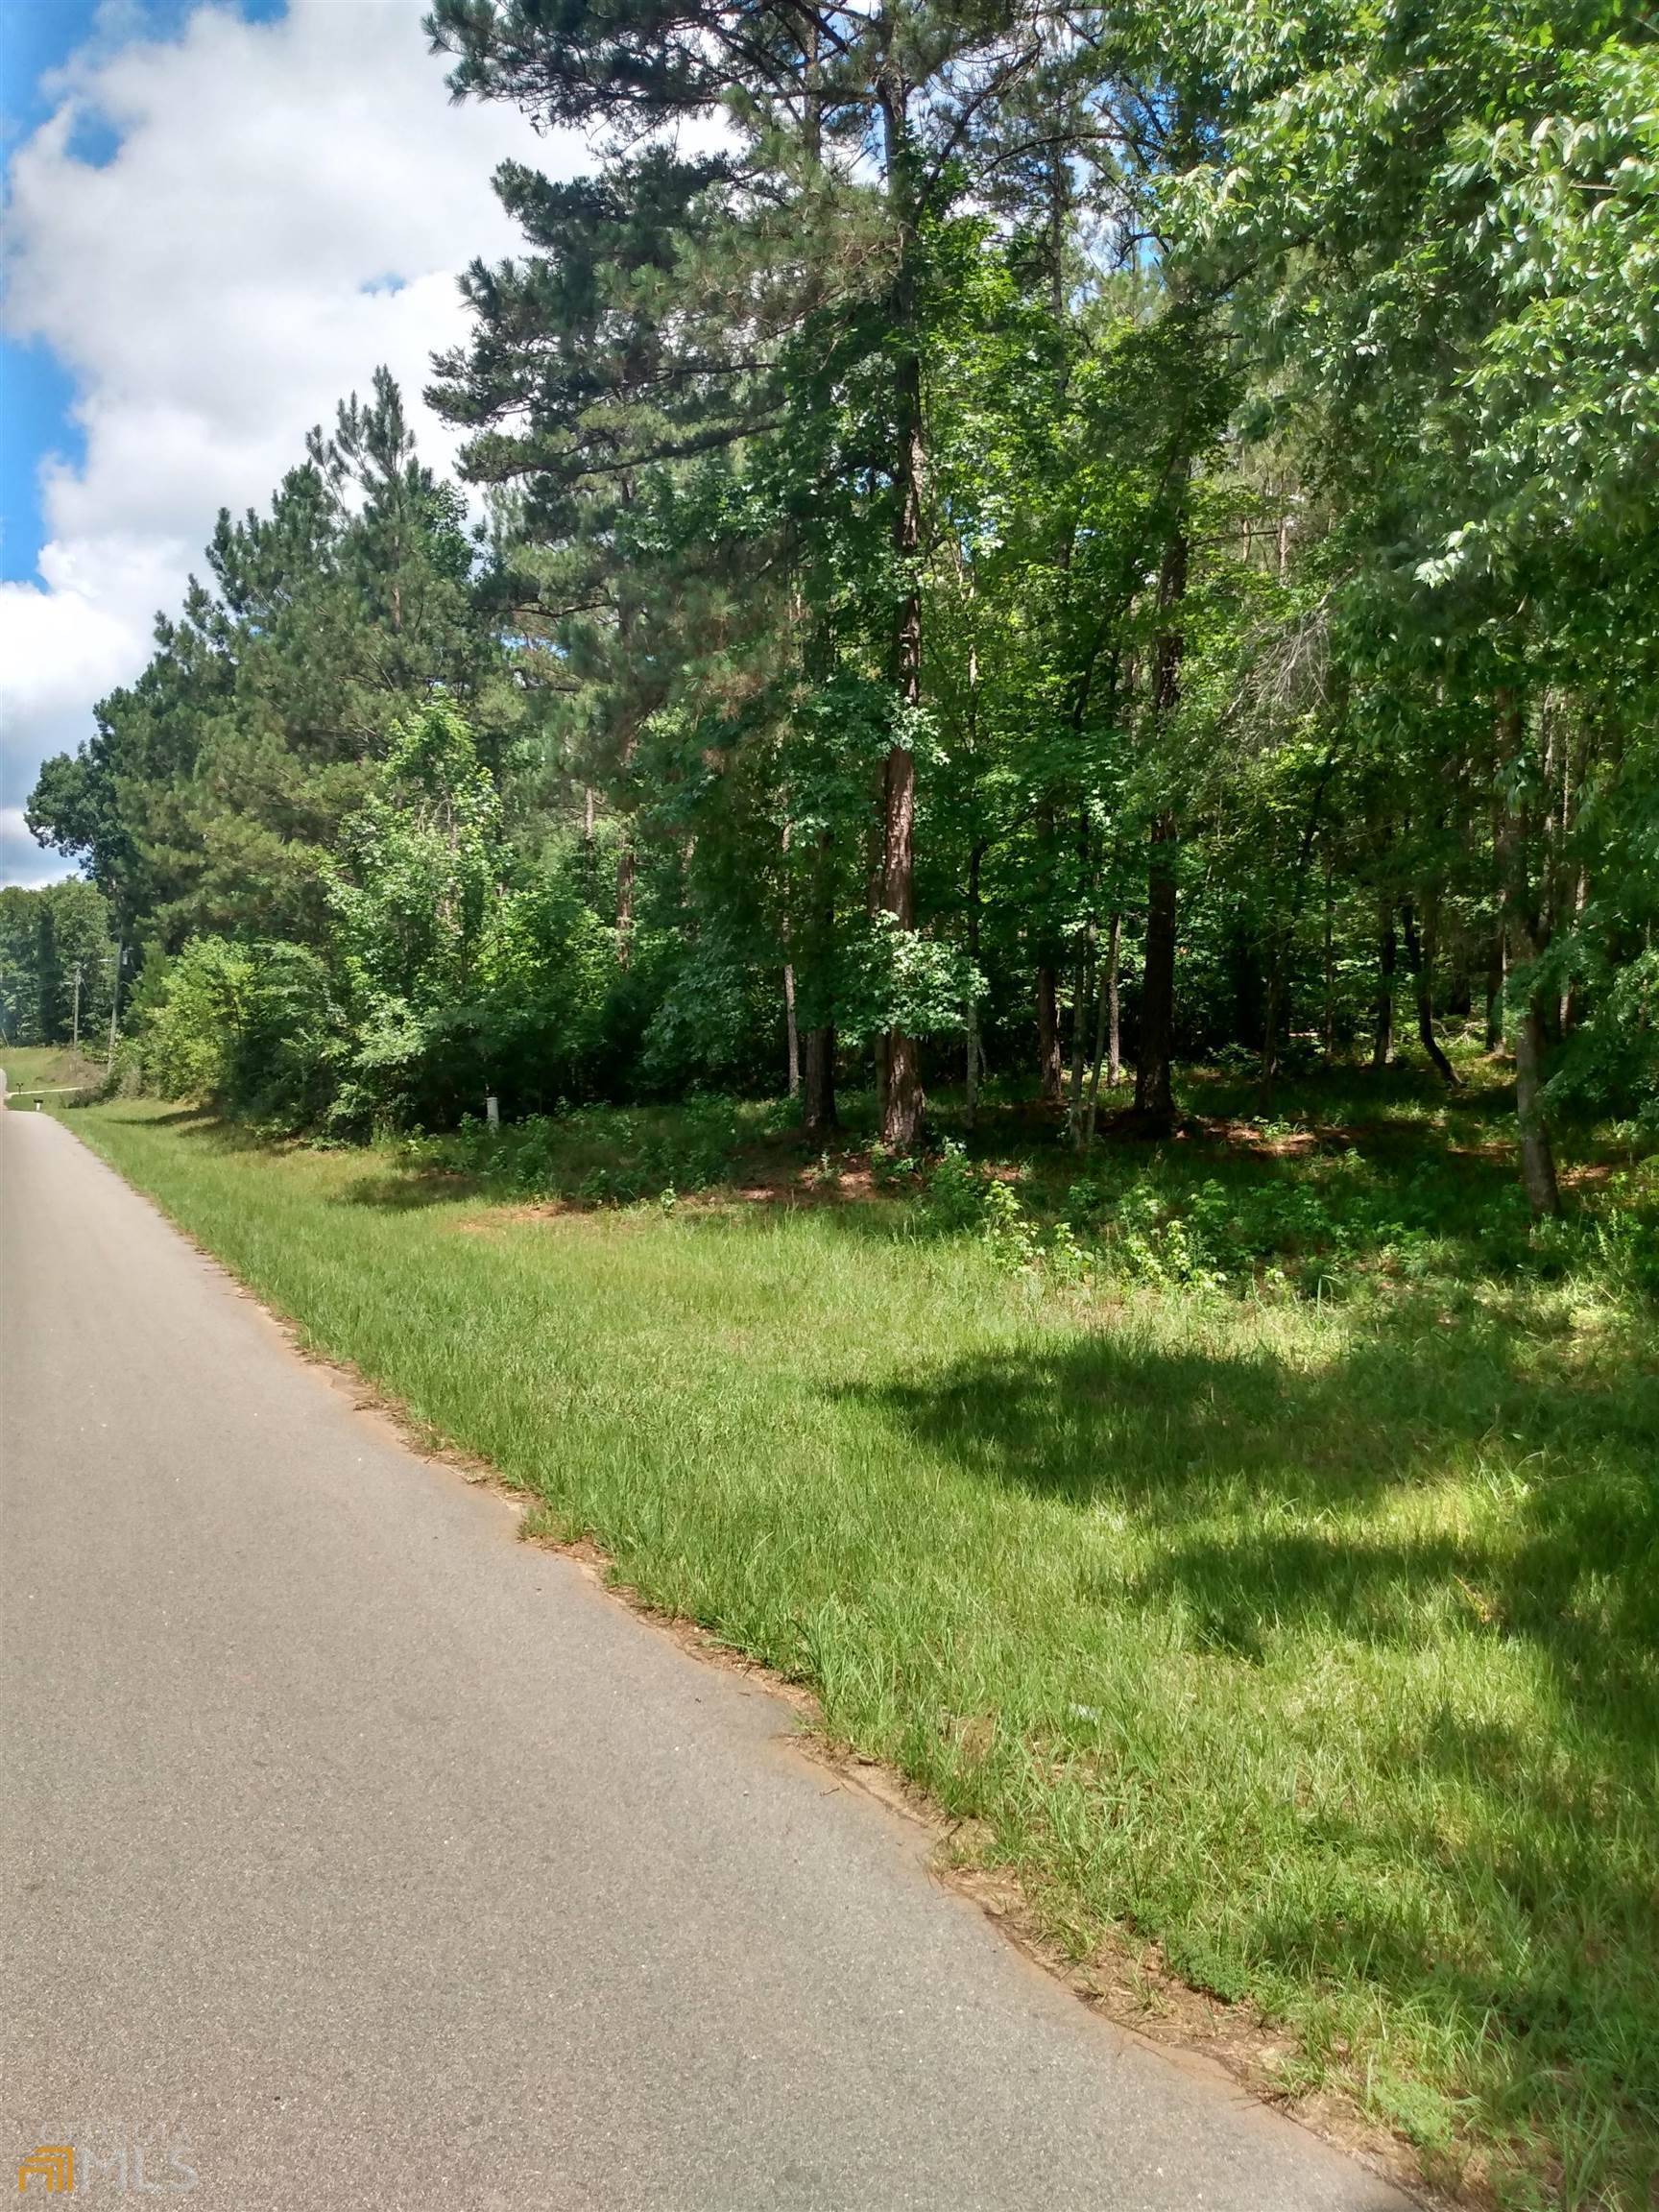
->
[0,881,117,1051]
[25,0,1657,1213]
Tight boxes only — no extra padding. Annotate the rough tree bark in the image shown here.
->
[1037,964,1064,1105]
[803,1023,837,1143]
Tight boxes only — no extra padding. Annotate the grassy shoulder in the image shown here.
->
[1,1043,106,1101]
[49,1070,1659,2211]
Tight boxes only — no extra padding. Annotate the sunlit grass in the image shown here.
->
[50,1085,1659,2210]
[0,1043,104,1100]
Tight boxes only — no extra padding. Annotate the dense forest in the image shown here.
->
[22,0,1658,1215]
[0,880,117,1052]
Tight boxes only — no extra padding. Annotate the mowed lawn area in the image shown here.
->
[1,1044,106,1100]
[46,1074,1659,2210]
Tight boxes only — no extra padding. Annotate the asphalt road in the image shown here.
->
[0,1100,1411,2210]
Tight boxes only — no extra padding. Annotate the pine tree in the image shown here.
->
[428,0,1072,1142]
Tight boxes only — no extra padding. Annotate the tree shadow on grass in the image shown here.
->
[849,1310,1659,2184]
[339,1171,480,1212]
[112,1105,224,1132]
[851,1310,1659,1731]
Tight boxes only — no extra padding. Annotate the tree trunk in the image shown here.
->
[1135,817,1178,1130]
[780,819,801,1097]
[615,833,636,965]
[1069,928,1094,1148]
[882,1025,921,1148]
[1400,898,1459,1086]
[1105,909,1121,1087]
[1371,895,1396,1070]
[1086,924,1114,1142]
[1511,998,1559,1216]
[1134,525,1187,1135]
[804,1025,838,1143]
[1494,696,1562,1217]
[798,822,838,1142]
[1561,870,1588,1034]
[1322,851,1335,1058]
[877,71,925,1153]
[613,579,638,965]
[878,437,922,1147]
[1037,964,1064,1104]
[1484,917,1505,1050]
[1262,950,1284,1098]
[1068,797,1094,1144]
[965,841,984,1131]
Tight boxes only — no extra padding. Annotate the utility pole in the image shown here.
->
[107,942,123,1071]
[71,963,84,1052]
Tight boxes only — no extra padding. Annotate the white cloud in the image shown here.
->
[0,0,583,881]
[0,806,74,887]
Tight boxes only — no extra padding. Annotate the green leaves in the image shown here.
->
[834,911,984,1046]
[326,701,508,1124]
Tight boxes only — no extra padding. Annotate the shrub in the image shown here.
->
[133,936,344,1130]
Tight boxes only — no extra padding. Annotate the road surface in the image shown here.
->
[0,1101,1411,2210]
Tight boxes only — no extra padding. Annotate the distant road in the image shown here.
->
[0,1108,1409,2210]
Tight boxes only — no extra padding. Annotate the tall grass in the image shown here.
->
[53,1088,1659,2210]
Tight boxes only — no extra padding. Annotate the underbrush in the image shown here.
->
[399,1094,784,1205]
[922,1142,1659,1307]
[391,1062,1659,1315]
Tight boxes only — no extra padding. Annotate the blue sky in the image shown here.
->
[0,0,559,885]
[1,0,285,586]
[1,0,101,583]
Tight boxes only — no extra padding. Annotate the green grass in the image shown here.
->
[1,1042,105,1101]
[48,1071,1659,2210]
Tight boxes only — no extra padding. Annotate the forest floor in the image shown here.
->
[44,1050,1659,2212]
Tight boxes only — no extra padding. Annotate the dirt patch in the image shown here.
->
[1200,1118,1326,1159]
[1559,1161,1617,1192]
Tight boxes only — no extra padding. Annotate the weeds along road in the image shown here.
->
[0,1103,1410,2212]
